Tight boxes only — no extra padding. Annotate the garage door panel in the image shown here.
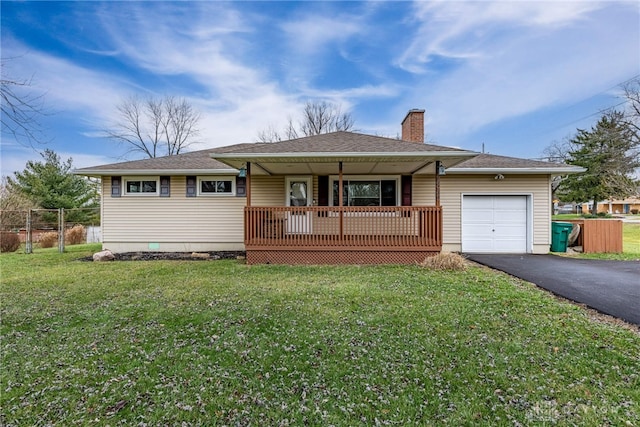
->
[465,216,493,225]
[465,227,494,238]
[464,197,495,209]
[494,224,526,235]
[497,197,527,210]
[462,195,528,253]
[496,212,526,224]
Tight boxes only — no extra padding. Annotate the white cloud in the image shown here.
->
[281,14,365,54]
[398,1,605,73]
[395,1,640,143]
[2,40,129,121]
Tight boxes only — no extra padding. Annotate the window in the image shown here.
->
[124,178,159,195]
[330,177,399,206]
[198,177,235,196]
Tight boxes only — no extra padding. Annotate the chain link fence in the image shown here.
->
[0,207,100,253]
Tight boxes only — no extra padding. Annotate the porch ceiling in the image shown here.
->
[212,153,476,175]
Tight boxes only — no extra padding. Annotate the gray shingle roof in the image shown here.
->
[452,153,572,169]
[220,131,467,154]
[74,144,256,173]
[75,132,579,176]
[75,132,471,175]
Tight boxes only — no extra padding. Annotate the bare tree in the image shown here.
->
[1,58,48,147]
[257,100,355,142]
[105,95,200,158]
[542,138,574,213]
[621,76,640,140]
[0,176,35,211]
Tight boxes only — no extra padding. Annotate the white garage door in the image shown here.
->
[462,195,528,253]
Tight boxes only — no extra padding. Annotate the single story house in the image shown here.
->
[76,109,583,264]
[581,197,640,215]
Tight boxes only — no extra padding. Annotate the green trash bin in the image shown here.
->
[551,222,574,252]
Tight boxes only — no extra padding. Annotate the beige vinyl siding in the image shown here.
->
[251,176,285,206]
[102,176,245,251]
[412,175,436,205]
[438,174,551,253]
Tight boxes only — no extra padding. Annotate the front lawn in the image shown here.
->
[2,245,639,425]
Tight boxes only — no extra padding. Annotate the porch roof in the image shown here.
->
[446,153,586,175]
[210,131,478,175]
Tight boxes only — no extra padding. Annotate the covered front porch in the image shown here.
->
[209,132,477,264]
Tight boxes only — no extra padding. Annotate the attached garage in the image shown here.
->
[462,195,530,253]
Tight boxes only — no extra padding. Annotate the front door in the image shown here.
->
[286,177,312,234]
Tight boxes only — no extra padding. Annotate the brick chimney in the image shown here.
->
[401,109,425,143]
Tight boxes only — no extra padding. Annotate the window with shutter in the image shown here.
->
[329,176,401,206]
[198,176,235,196]
[124,178,159,195]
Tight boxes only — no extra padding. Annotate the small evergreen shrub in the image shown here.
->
[39,232,59,248]
[65,225,86,245]
[0,232,21,253]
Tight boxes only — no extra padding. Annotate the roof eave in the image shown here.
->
[445,167,586,175]
[73,168,237,177]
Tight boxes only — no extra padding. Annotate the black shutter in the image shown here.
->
[401,175,412,206]
[111,176,121,197]
[318,176,329,206]
[186,176,197,197]
[160,176,170,197]
[236,177,246,197]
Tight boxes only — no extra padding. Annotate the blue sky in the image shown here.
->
[2,1,639,175]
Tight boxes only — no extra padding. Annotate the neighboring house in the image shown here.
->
[76,110,583,264]
[581,198,640,215]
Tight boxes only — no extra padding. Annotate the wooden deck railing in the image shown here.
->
[245,206,442,251]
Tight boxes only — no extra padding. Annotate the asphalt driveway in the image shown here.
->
[465,254,640,326]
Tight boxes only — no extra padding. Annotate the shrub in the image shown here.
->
[630,209,638,215]
[65,225,86,245]
[39,232,59,248]
[581,213,613,219]
[0,231,21,253]
[419,252,468,271]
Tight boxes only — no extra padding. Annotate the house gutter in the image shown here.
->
[73,168,238,177]
[445,167,586,175]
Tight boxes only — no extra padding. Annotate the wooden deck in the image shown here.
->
[244,206,442,264]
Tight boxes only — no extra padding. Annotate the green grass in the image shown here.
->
[551,214,583,220]
[625,223,640,254]
[2,245,639,426]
